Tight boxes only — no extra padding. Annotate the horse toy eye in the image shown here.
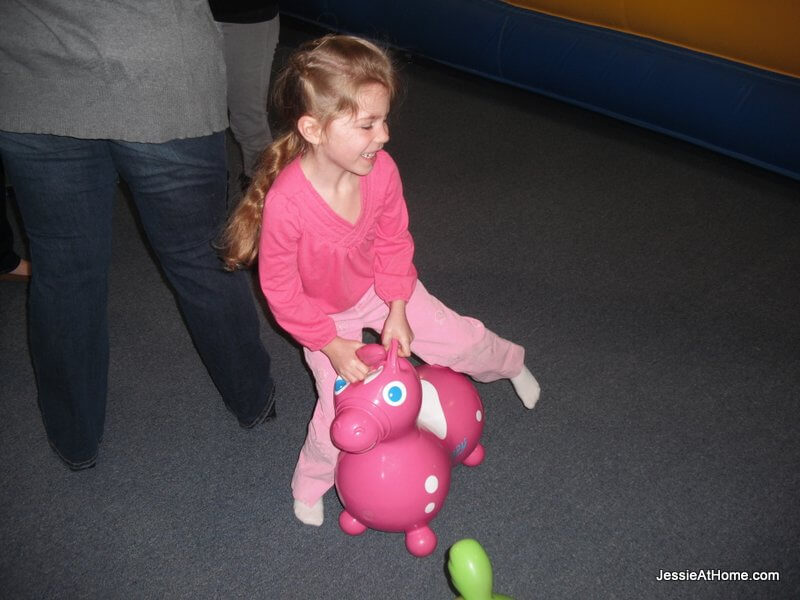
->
[382,381,407,406]
[334,376,349,396]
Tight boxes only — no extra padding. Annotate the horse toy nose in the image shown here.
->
[330,407,382,453]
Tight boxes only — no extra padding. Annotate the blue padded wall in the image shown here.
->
[283,0,800,180]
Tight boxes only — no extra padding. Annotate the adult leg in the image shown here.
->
[221,16,280,178]
[0,132,117,468]
[110,133,275,427]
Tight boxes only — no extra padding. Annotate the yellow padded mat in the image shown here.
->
[503,0,799,77]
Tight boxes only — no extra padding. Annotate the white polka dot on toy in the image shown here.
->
[476,410,482,421]
[424,475,438,493]
[425,502,436,514]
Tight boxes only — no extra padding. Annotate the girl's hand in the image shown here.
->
[381,300,414,357]
[322,337,369,383]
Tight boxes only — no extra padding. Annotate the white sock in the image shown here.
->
[510,366,541,409]
[293,498,324,526]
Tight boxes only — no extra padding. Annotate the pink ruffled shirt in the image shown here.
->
[258,151,417,351]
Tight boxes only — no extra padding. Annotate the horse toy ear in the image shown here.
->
[354,340,402,373]
[355,344,387,368]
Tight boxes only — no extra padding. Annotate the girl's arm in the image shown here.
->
[372,153,417,304]
[372,154,417,357]
[258,193,338,351]
[374,152,417,356]
[381,299,413,357]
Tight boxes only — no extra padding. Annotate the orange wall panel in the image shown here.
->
[503,0,800,77]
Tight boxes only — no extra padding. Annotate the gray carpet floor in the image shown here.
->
[1,18,798,600]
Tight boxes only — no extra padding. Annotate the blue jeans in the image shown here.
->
[0,131,275,469]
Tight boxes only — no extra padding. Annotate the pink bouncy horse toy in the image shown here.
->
[330,340,485,557]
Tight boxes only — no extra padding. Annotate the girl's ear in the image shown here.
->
[297,115,322,145]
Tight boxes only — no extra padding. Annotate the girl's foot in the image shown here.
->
[294,498,324,526]
[510,366,540,409]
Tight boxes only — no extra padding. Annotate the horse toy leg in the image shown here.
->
[405,525,438,557]
[339,509,368,536]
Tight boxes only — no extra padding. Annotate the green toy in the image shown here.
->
[447,538,513,600]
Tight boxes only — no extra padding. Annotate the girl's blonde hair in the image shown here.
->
[220,34,399,270]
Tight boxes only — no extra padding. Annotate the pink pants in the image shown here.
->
[291,280,524,505]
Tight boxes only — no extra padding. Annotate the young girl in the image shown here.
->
[221,35,541,526]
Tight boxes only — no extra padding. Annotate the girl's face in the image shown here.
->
[315,83,391,177]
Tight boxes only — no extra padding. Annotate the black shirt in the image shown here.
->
[208,0,278,23]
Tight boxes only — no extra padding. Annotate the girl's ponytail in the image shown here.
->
[219,131,304,270]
